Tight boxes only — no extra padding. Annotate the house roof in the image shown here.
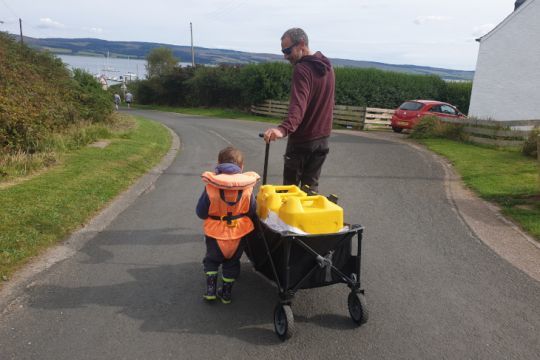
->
[515,0,527,9]
[477,0,536,42]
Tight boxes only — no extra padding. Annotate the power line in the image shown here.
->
[0,0,19,18]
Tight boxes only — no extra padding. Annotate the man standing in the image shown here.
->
[263,28,335,192]
[125,92,133,109]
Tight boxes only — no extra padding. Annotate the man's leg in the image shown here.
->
[300,138,329,193]
[283,141,307,186]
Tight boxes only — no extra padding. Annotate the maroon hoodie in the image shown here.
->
[278,51,335,143]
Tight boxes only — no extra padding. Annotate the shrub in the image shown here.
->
[185,65,242,107]
[121,59,471,112]
[0,33,113,154]
[237,62,292,107]
[334,68,447,108]
[522,128,540,158]
[409,115,466,140]
[73,69,113,123]
[443,81,472,115]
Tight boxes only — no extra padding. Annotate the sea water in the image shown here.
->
[58,54,149,79]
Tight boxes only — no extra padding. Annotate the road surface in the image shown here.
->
[1,110,539,359]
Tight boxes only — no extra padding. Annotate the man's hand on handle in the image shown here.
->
[263,128,284,143]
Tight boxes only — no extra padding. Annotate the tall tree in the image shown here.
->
[145,47,179,78]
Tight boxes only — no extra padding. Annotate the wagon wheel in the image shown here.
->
[348,291,368,325]
[274,304,295,340]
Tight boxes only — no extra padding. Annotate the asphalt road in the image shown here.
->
[1,110,539,359]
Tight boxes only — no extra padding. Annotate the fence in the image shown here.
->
[251,100,393,130]
[438,117,540,147]
[252,100,540,149]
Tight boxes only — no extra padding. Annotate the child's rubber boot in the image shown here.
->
[217,277,235,304]
[203,272,218,301]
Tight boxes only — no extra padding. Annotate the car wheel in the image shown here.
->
[392,126,403,133]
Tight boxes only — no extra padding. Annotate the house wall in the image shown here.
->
[468,0,540,120]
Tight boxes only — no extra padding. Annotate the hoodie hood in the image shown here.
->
[299,51,332,76]
[215,162,242,175]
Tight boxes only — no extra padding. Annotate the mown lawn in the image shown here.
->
[0,115,171,280]
[419,139,540,240]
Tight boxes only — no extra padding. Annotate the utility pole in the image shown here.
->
[190,22,195,67]
[19,18,23,44]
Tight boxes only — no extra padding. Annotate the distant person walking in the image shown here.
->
[125,92,133,109]
[263,28,335,193]
[114,93,121,110]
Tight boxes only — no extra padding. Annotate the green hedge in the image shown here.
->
[129,61,472,113]
[0,32,113,153]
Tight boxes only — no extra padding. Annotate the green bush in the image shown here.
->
[73,69,113,123]
[443,81,472,115]
[334,68,447,108]
[522,128,540,158]
[0,32,113,154]
[237,62,292,106]
[185,65,242,107]
[409,115,466,140]
[126,60,471,112]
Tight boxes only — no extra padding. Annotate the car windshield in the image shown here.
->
[399,101,424,111]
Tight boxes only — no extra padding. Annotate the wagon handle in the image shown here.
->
[259,133,269,185]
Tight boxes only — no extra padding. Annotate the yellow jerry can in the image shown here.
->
[278,195,344,234]
[256,185,307,219]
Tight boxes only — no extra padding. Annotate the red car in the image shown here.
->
[390,100,466,133]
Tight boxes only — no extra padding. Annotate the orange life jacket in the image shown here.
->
[202,171,260,259]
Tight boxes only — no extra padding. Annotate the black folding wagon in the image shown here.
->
[245,135,368,340]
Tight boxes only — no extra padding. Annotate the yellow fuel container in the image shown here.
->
[278,195,344,234]
[256,185,307,219]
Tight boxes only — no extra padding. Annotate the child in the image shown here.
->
[196,146,260,303]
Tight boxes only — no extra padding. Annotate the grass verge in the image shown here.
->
[134,104,282,124]
[419,138,540,241]
[0,115,171,281]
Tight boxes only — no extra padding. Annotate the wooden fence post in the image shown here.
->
[537,133,540,190]
[359,107,366,130]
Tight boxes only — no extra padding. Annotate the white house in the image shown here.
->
[468,0,540,121]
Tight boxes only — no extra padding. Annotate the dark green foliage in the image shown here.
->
[443,81,472,115]
[185,65,242,107]
[72,69,113,123]
[128,61,471,113]
[0,32,113,153]
[145,47,179,78]
[237,62,292,106]
[334,68,447,108]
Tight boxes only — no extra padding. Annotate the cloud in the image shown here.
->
[83,27,104,34]
[414,16,451,25]
[36,18,65,29]
[472,23,495,38]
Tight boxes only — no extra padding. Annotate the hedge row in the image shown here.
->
[130,62,472,113]
[0,33,113,153]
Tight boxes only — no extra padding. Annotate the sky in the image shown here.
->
[0,0,517,70]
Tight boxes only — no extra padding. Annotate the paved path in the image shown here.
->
[1,110,539,359]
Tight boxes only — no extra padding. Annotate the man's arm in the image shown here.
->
[278,65,311,136]
[263,65,310,143]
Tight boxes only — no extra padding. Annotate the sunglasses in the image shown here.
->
[281,42,298,55]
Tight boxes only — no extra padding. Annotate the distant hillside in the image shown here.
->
[20,35,474,81]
